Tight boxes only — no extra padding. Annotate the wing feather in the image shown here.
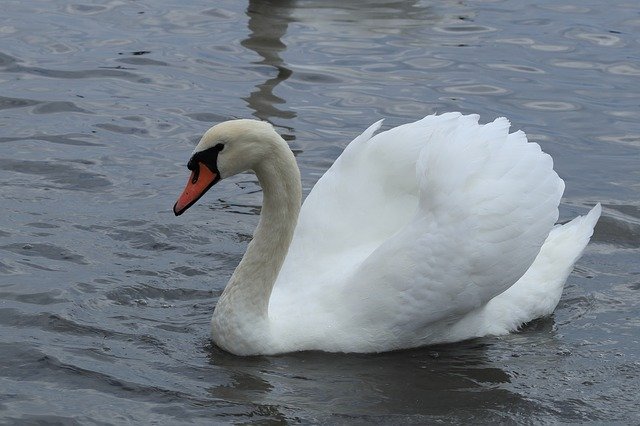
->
[338,114,564,339]
[272,114,564,349]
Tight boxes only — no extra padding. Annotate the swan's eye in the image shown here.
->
[187,142,225,176]
[187,157,197,171]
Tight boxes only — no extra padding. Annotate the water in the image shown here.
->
[1,0,639,423]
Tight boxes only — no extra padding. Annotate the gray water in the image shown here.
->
[1,0,639,424]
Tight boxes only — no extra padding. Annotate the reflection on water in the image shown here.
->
[242,0,295,122]
[206,341,539,422]
[0,0,639,423]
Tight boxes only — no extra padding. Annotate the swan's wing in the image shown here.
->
[338,114,565,344]
[436,203,601,344]
[272,114,564,350]
[272,114,465,304]
[279,114,464,268]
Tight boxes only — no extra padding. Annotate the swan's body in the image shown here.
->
[174,113,600,356]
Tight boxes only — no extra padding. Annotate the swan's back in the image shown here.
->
[270,113,569,352]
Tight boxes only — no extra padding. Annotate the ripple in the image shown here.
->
[0,133,101,147]
[597,135,640,148]
[488,64,545,74]
[103,229,179,252]
[0,51,18,66]
[106,284,212,305]
[551,60,602,70]
[46,42,75,54]
[403,58,453,69]
[1,243,88,265]
[330,92,378,107]
[0,25,17,35]
[607,64,640,76]
[173,266,208,277]
[185,112,229,123]
[94,123,149,135]
[117,57,170,67]
[606,110,640,120]
[522,101,578,111]
[573,32,622,47]
[4,64,149,83]
[529,44,572,52]
[0,158,111,191]
[0,96,41,110]
[292,71,343,84]
[32,101,92,114]
[0,260,16,274]
[122,115,144,122]
[67,4,108,14]
[0,290,67,305]
[592,209,640,248]
[442,84,509,95]
[540,4,591,13]
[0,342,209,419]
[202,8,238,19]
[497,38,534,45]
[0,310,105,335]
[435,25,495,34]
[382,102,433,116]
[513,19,552,26]
[15,260,60,272]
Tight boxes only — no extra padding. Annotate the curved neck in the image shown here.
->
[233,149,302,311]
[212,139,301,353]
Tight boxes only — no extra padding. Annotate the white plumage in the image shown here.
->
[175,113,600,355]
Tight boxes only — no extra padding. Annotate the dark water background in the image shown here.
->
[1,0,639,423]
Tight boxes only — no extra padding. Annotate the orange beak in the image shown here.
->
[173,162,219,216]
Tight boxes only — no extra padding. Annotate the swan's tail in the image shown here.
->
[448,203,601,339]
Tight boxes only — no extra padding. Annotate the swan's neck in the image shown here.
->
[212,141,301,354]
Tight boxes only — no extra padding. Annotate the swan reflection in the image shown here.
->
[206,340,541,421]
[242,0,296,122]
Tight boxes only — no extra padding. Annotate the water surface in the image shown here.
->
[1,0,639,423]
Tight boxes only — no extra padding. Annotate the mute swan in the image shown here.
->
[173,113,601,356]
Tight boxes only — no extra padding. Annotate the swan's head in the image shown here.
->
[173,119,281,216]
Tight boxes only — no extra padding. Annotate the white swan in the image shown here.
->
[173,113,601,356]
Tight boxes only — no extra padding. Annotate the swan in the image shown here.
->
[173,113,601,356]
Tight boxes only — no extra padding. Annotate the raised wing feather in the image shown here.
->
[340,115,564,344]
[272,113,465,299]
[271,114,564,351]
